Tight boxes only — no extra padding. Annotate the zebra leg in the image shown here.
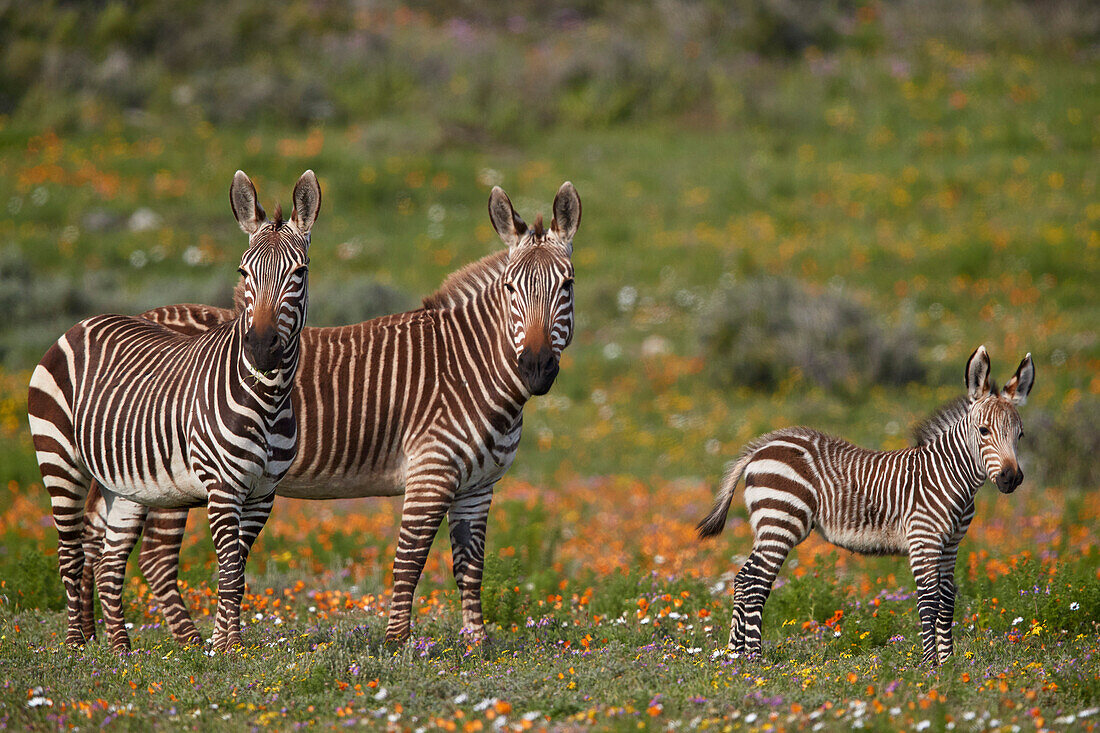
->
[448,484,494,643]
[207,491,274,651]
[43,470,94,646]
[386,472,458,645]
[80,484,110,642]
[935,535,966,663]
[137,508,201,646]
[735,547,791,656]
[207,492,246,652]
[93,492,148,651]
[907,541,943,665]
[727,564,751,652]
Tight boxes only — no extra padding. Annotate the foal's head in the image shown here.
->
[964,345,1035,494]
[230,170,320,374]
[488,182,580,396]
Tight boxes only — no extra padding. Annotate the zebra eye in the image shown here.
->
[978,426,991,437]
[562,278,574,292]
[503,280,516,293]
[237,267,248,278]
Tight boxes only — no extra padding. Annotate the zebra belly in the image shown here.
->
[91,463,208,509]
[276,462,408,500]
[816,522,909,556]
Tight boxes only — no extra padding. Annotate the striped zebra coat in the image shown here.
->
[80,182,581,647]
[29,170,320,652]
[698,346,1034,664]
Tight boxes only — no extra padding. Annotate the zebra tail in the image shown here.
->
[696,451,753,539]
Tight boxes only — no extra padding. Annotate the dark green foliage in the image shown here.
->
[699,276,925,393]
[1020,396,1100,491]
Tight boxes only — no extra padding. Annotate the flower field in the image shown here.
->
[1,1,1098,730]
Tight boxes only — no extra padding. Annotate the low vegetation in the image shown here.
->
[0,0,1097,729]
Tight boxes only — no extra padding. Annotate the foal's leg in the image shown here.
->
[908,538,944,665]
[736,541,796,656]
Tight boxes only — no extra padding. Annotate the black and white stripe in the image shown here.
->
[29,170,320,651]
[81,182,580,647]
[698,345,1034,664]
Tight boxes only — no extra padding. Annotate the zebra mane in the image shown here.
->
[421,250,509,310]
[913,397,967,446]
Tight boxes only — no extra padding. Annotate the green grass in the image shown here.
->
[1,1,1099,729]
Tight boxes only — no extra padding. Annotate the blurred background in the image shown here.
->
[0,0,1097,604]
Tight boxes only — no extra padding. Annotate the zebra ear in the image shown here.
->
[551,181,581,251]
[965,345,992,400]
[488,186,527,252]
[230,170,266,235]
[1001,353,1034,406]
[291,170,321,237]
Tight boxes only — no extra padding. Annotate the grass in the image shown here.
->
[1,0,1099,729]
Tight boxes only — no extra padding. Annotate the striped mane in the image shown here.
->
[912,378,1001,446]
[913,397,968,446]
[421,250,509,311]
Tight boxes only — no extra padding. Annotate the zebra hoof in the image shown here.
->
[382,634,410,654]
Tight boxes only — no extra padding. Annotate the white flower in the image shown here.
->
[374,688,388,701]
[916,721,931,731]
[26,696,53,708]
[1070,602,1080,611]
[1012,616,1023,625]
[453,693,468,705]
[744,713,758,724]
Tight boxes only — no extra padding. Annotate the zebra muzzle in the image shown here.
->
[518,346,559,396]
[994,465,1022,494]
[244,325,284,373]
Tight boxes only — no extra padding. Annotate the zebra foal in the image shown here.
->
[80,182,581,647]
[28,170,320,652]
[698,346,1034,664]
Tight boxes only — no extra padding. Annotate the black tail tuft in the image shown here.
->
[696,504,729,539]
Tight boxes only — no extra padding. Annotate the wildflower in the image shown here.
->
[1070,602,1080,611]
[1012,616,1023,625]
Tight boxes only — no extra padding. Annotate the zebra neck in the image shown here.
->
[915,420,986,494]
[441,281,530,415]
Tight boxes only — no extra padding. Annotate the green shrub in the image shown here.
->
[698,276,925,393]
[1020,396,1100,491]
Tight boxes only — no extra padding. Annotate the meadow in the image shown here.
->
[0,1,1098,730]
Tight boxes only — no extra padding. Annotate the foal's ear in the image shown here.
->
[1001,353,1034,406]
[291,170,322,237]
[488,186,528,252]
[965,345,992,400]
[230,170,266,235]
[550,181,581,248]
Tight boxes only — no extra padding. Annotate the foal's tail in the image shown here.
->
[696,428,807,539]
[696,450,754,539]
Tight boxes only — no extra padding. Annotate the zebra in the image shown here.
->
[28,170,321,652]
[697,346,1034,664]
[78,182,581,647]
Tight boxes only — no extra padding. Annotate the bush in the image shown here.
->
[1020,395,1100,491]
[698,275,925,393]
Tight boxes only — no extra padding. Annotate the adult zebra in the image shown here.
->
[698,346,1034,665]
[29,170,321,652]
[80,182,581,647]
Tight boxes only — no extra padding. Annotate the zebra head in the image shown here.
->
[488,182,580,396]
[230,170,321,375]
[964,345,1035,494]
